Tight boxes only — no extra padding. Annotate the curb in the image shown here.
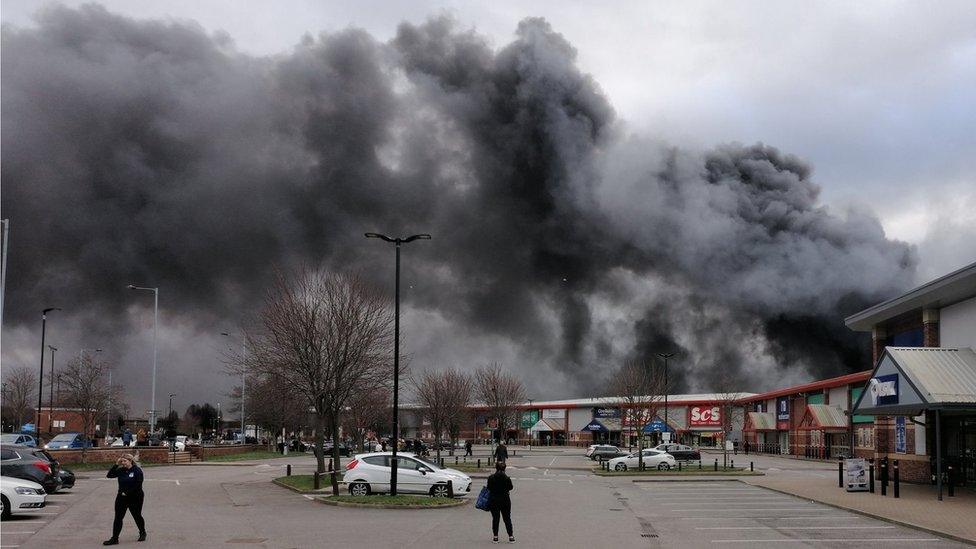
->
[750,482,976,546]
[315,497,470,510]
[632,478,745,483]
[271,477,343,494]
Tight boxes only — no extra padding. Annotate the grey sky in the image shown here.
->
[4,1,974,281]
[1,2,973,415]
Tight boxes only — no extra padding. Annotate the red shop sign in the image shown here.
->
[688,406,722,427]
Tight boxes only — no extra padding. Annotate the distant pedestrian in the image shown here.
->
[381,439,387,452]
[103,454,146,545]
[122,429,133,447]
[465,440,473,457]
[486,461,514,543]
[493,442,508,462]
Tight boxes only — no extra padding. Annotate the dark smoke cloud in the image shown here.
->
[1,5,915,406]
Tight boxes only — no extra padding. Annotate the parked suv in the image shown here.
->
[0,445,61,493]
[344,452,472,497]
[588,445,628,461]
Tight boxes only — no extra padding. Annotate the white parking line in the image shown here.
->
[698,526,895,530]
[549,457,557,466]
[678,516,863,520]
[712,538,941,543]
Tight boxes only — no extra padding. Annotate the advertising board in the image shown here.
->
[776,396,790,430]
[542,408,566,420]
[688,406,722,427]
[845,458,868,492]
[895,416,907,453]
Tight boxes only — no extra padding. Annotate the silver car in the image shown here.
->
[344,452,472,497]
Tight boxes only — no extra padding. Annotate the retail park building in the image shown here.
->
[403,262,976,487]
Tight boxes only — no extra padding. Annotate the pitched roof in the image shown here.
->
[798,404,848,430]
[745,412,776,431]
[886,347,976,405]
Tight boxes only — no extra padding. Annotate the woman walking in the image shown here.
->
[104,453,146,545]
[486,461,515,543]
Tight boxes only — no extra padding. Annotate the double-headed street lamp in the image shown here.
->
[365,232,430,496]
[657,352,675,441]
[47,346,58,432]
[128,285,159,432]
[221,332,247,444]
[36,307,61,433]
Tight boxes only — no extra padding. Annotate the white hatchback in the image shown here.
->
[607,449,676,471]
[344,452,472,497]
[1,476,47,520]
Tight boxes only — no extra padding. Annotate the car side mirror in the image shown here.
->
[420,469,428,475]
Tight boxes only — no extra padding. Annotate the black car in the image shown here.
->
[589,445,629,461]
[34,449,74,491]
[653,443,701,461]
[0,444,61,493]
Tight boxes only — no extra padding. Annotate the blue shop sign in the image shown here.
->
[642,419,673,433]
[895,416,907,453]
[869,374,899,406]
[582,419,609,433]
[777,397,789,421]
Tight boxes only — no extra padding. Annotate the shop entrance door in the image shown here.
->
[778,432,789,454]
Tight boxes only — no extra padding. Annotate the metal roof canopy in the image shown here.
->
[797,404,848,431]
[845,262,976,332]
[744,412,777,431]
[852,347,976,416]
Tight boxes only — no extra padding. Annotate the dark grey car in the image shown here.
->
[590,445,628,461]
[0,445,61,493]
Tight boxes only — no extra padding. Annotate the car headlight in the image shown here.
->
[43,444,50,449]
[15,487,42,495]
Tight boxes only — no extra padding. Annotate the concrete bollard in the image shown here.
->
[839,459,844,488]
[287,464,292,477]
[447,479,454,498]
[750,461,754,472]
[948,466,955,497]
[893,460,899,498]
[881,461,888,496]
[714,459,718,472]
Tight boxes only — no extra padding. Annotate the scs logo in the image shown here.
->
[689,406,722,426]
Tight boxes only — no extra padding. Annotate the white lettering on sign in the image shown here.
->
[869,378,897,405]
[689,406,722,426]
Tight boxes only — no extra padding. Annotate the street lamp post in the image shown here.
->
[168,393,176,417]
[657,352,675,443]
[365,232,430,496]
[128,285,159,432]
[47,346,58,433]
[221,332,247,444]
[36,308,61,434]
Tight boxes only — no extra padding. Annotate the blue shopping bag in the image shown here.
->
[475,486,491,511]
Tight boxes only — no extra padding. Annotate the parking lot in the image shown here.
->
[4,448,970,548]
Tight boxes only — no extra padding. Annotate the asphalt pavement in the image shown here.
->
[5,447,969,548]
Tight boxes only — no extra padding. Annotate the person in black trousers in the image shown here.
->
[465,440,473,457]
[493,441,508,462]
[104,453,146,545]
[486,461,514,543]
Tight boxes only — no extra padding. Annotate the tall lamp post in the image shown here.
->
[128,285,159,432]
[47,346,58,433]
[36,307,61,434]
[365,232,430,496]
[168,393,177,417]
[221,332,247,443]
[657,352,675,442]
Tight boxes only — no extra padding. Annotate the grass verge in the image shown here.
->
[205,450,293,462]
[323,495,465,507]
[273,474,343,492]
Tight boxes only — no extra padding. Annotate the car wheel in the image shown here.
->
[657,463,671,471]
[348,482,370,497]
[614,463,627,471]
[1,495,10,521]
[430,484,450,498]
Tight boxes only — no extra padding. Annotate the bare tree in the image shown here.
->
[713,369,746,469]
[248,268,393,495]
[411,368,473,461]
[241,374,311,449]
[342,387,390,453]
[59,355,122,462]
[1,366,37,431]
[475,364,525,448]
[607,361,670,471]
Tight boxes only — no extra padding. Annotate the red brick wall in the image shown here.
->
[923,321,940,347]
[48,447,171,464]
[187,444,264,460]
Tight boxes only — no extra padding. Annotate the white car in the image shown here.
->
[344,452,472,497]
[1,476,47,520]
[607,449,676,471]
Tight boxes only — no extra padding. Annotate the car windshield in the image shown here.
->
[411,456,443,470]
[49,434,78,442]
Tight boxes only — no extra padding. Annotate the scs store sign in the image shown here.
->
[688,406,722,427]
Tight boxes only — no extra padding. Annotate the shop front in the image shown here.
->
[581,417,622,445]
[744,411,777,452]
[853,346,976,500]
[529,418,566,445]
[797,403,850,459]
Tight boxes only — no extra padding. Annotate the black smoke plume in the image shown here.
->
[1,6,915,405]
